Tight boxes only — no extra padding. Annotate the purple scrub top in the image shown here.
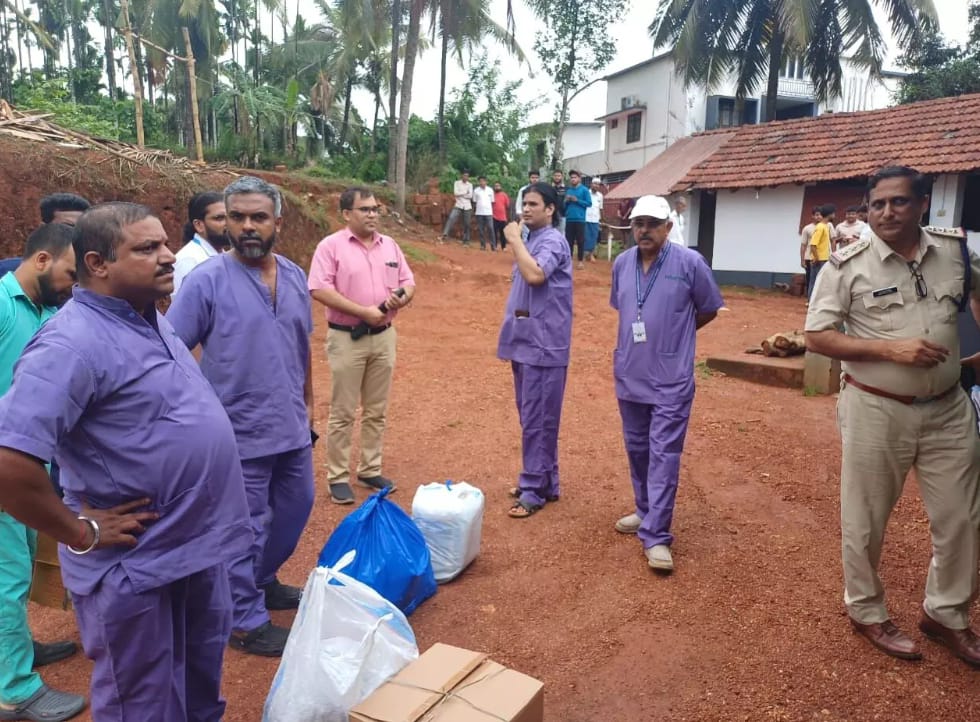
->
[167,253,313,460]
[497,225,573,367]
[610,245,723,403]
[0,287,250,595]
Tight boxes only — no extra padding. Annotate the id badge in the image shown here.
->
[631,320,647,344]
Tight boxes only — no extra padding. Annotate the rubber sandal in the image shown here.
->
[508,499,543,519]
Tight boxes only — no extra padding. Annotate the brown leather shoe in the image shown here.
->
[919,613,980,668]
[849,619,922,660]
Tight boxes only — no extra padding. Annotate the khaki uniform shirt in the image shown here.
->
[805,228,980,397]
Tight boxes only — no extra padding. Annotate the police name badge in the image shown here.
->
[632,320,647,343]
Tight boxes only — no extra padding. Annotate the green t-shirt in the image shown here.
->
[0,271,56,394]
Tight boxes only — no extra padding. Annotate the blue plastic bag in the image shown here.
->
[318,487,437,615]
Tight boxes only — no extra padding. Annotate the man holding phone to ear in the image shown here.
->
[308,187,416,505]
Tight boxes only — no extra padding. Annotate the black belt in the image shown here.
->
[329,322,391,335]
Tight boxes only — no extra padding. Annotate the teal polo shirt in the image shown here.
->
[0,272,56,393]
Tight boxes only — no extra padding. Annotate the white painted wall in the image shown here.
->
[561,123,603,159]
[609,56,899,141]
[602,56,686,175]
[562,149,605,177]
[712,186,807,274]
[930,173,966,227]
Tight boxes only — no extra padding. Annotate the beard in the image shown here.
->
[232,231,276,260]
[37,271,71,307]
[206,229,230,250]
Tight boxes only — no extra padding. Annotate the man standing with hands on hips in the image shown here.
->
[611,195,723,572]
[807,166,980,667]
[0,202,251,720]
[309,187,415,505]
[497,183,572,518]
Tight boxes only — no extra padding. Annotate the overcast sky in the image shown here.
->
[339,0,972,127]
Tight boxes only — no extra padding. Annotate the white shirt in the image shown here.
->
[173,234,220,295]
[453,180,474,210]
[668,209,686,245]
[473,186,494,216]
[836,220,869,245]
[859,224,873,242]
[586,191,603,223]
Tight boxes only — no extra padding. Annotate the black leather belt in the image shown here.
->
[328,322,391,335]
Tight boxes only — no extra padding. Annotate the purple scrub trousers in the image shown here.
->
[72,563,232,722]
[618,398,693,548]
[228,446,314,632]
[513,362,567,508]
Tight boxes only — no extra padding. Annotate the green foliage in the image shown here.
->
[12,76,167,145]
[651,0,937,115]
[896,2,980,104]
[527,0,624,163]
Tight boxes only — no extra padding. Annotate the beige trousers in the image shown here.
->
[838,384,980,628]
[325,326,397,484]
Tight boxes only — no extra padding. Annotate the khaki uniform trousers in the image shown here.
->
[837,384,980,629]
[325,326,397,484]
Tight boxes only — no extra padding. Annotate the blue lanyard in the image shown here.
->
[635,243,671,318]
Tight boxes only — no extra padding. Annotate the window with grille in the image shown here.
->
[626,112,641,143]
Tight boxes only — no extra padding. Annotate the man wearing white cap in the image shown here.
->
[610,195,723,572]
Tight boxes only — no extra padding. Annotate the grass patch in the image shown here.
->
[695,360,714,379]
[803,386,820,397]
[399,241,436,264]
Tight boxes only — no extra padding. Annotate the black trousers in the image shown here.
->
[565,221,586,262]
[494,219,508,250]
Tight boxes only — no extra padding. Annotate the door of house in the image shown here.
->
[696,191,717,265]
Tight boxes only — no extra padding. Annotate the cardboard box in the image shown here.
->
[350,643,543,722]
[30,533,72,610]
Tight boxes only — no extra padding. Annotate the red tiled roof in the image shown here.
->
[672,93,980,191]
[605,131,737,200]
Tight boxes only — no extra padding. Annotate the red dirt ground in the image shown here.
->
[7,137,977,720]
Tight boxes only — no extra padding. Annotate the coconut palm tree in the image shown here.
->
[430,0,528,159]
[650,0,938,123]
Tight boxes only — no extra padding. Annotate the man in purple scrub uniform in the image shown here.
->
[167,176,314,658]
[0,202,251,721]
[497,182,573,519]
[610,195,723,572]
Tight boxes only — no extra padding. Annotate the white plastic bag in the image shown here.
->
[411,481,485,582]
[262,551,419,722]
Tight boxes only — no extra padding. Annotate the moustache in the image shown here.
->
[156,265,175,276]
[238,234,263,242]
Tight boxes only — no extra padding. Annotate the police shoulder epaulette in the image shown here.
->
[922,225,966,239]
[829,238,871,267]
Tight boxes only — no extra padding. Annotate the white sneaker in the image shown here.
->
[645,544,674,572]
[615,512,641,534]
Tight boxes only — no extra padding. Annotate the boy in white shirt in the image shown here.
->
[472,176,496,251]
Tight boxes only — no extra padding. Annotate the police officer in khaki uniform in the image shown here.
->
[806,165,980,667]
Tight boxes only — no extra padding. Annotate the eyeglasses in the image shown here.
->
[908,261,927,299]
[355,206,381,215]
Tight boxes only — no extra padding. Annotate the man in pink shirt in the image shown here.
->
[307,187,416,504]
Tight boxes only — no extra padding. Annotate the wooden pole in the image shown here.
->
[181,27,204,164]
[119,0,144,147]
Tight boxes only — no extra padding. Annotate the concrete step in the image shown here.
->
[705,353,805,389]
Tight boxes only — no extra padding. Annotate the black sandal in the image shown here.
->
[508,499,543,519]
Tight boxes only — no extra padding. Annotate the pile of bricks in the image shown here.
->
[407,179,453,232]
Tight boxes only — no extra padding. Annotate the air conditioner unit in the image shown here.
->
[621,95,641,110]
